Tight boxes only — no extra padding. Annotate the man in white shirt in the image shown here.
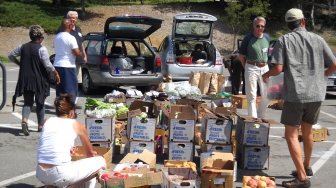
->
[53,19,82,103]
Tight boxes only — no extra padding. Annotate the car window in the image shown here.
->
[87,40,102,55]
[176,22,211,36]
[138,42,152,56]
[158,37,169,52]
[124,41,138,56]
[105,40,115,56]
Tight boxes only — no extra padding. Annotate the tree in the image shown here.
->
[218,0,272,51]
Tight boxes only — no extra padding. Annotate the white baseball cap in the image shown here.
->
[285,8,304,22]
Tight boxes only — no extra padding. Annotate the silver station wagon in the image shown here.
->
[157,12,224,81]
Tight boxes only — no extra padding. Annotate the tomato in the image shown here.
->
[101,173,111,180]
[113,172,121,177]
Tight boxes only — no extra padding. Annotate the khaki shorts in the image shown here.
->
[280,101,322,126]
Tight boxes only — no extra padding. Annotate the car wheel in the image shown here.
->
[135,86,152,93]
[82,71,93,94]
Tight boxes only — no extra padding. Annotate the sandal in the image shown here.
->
[21,122,30,136]
[291,167,313,177]
[282,178,311,188]
[38,125,43,132]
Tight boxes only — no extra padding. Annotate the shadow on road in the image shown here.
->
[0,127,24,136]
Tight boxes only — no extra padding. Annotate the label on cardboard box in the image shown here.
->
[169,142,194,161]
[86,118,114,142]
[129,118,156,141]
[169,119,195,142]
[129,141,155,154]
[205,119,232,144]
[236,118,269,146]
[236,143,269,170]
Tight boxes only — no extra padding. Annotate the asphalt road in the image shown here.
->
[0,63,336,188]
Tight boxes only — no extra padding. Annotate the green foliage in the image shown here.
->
[0,0,80,33]
[0,56,10,62]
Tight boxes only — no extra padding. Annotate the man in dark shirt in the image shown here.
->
[223,51,245,95]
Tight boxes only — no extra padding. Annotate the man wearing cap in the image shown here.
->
[238,16,270,118]
[262,8,336,187]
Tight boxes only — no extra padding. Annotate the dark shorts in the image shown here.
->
[55,67,78,103]
[280,101,322,126]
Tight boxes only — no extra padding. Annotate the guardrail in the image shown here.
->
[0,61,6,111]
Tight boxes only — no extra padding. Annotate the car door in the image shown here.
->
[85,39,103,82]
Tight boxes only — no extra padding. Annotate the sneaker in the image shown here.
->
[21,122,30,136]
[291,167,313,177]
[282,178,311,188]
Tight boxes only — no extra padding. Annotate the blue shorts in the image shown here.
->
[55,67,78,103]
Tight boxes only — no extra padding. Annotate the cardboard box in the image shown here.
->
[299,127,329,142]
[128,115,157,141]
[116,112,128,120]
[201,152,235,188]
[201,143,233,153]
[102,168,162,188]
[164,160,197,168]
[168,142,194,161]
[71,146,112,169]
[85,117,115,142]
[201,111,233,144]
[120,148,156,170]
[277,100,284,110]
[115,121,125,136]
[231,95,261,109]
[105,92,126,103]
[91,141,111,148]
[162,167,201,188]
[194,124,202,146]
[236,142,270,170]
[236,116,270,146]
[124,139,156,155]
[162,105,196,142]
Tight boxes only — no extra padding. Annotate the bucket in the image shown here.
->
[179,57,193,64]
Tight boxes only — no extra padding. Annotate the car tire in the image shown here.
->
[82,70,94,94]
[135,86,152,93]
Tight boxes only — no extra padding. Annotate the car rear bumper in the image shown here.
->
[164,64,223,81]
[95,72,163,86]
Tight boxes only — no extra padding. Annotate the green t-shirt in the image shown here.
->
[246,37,269,63]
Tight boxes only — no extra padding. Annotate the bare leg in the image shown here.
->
[300,121,314,168]
[284,125,307,180]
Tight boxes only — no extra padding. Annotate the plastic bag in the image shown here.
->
[186,86,202,100]
[109,57,133,69]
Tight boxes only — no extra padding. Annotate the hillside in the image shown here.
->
[0,3,236,58]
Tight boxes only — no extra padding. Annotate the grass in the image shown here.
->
[0,56,10,63]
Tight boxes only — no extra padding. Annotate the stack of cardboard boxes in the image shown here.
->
[235,116,271,170]
[162,105,196,161]
[85,116,116,147]
[124,101,159,154]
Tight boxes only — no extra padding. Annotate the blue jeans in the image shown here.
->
[55,67,78,103]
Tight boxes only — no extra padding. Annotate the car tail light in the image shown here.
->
[156,57,161,67]
[215,60,223,66]
[166,50,175,64]
[100,56,109,66]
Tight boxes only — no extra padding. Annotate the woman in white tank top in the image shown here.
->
[36,93,106,188]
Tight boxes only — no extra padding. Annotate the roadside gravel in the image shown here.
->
[0,4,235,58]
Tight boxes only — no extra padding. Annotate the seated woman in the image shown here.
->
[36,94,106,188]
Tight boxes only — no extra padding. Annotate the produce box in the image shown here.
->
[277,100,284,110]
[168,142,194,161]
[91,141,111,148]
[123,138,156,154]
[194,124,202,146]
[242,176,276,188]
[71,146,112,169]
[162,167,200,188]
[231,95,261,109]
[236,142,270,170]
[127,101,159,142]
[85,117,115,142]
[201,110,233,144]
[120,148,157,170]
[235,116,270,146]
[164,160,197,170]
[115,121,125,136]
[104,92,126,103]
[201,143,233,154]
[214,106,238,128]
[162,105,196,142]
[100,168,162,188]
[201,152,235,188]
[299,127,329,142]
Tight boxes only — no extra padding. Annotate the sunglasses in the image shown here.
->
[255,25,265,28]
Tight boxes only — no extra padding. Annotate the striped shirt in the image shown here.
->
[271,27,336,102]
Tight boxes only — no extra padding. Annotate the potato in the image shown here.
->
[165,163,174,167]
[174,164,182,168]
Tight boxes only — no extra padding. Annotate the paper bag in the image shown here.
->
[189,71,201,87]
[217,75,226,92]
[208,72,218,95]
[198,72,211,95]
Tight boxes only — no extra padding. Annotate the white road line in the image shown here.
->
[12,112,38,126]
[320,110,336,119]
[312,143,336,174]
[270,127,336,130]
[0,171,36,186]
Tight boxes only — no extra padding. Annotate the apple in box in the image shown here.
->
[242,175,276,188]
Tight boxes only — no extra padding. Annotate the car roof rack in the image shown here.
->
[86,32,104,36]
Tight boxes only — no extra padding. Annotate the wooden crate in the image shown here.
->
[231,95,261,109]
[299,127,329,142]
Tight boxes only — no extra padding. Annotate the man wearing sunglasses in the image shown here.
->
[262,8,336,188]
[238,16,270,118]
